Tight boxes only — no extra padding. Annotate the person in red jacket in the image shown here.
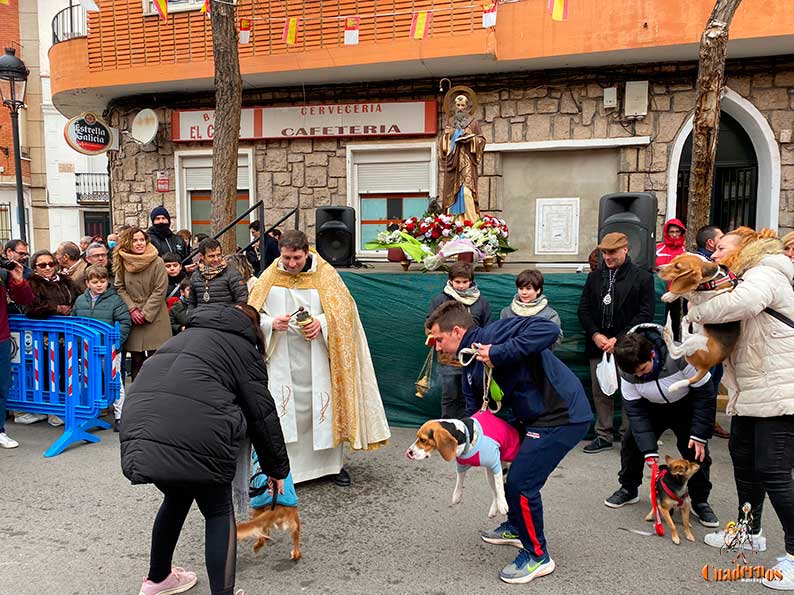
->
[0,261,34,449]
[655,218,687,268]
[655,218,687,341]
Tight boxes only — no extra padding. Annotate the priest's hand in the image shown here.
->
[302,318,322,340]
[273,314,291,331]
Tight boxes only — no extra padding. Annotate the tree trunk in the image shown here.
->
[685,0,742,248]
[209,1,242,255]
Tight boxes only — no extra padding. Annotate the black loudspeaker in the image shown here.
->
[316,206,356,267]
[598,192,658,271]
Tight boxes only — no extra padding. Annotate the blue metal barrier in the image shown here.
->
[7,315,121,457]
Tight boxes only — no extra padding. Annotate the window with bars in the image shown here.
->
[0,203,12,246]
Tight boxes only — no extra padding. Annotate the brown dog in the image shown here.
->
[644,455,701,545]
[236,505,302,561]
[657,253,740,392]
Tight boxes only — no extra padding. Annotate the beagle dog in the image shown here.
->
[407,410,520,518]
[657,253,740,392]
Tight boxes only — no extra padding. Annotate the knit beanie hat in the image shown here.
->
[150,205,171,224]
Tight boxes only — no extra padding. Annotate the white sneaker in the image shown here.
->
[48,415,64,427]
[0,432,19,449]
[704,527,766,552]
[762,556,794,590]
[14,413,47,425]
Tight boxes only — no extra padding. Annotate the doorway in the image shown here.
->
[83,211,111,239]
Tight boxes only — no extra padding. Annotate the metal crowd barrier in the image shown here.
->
[7,315,121,457]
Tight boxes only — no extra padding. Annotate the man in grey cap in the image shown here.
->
[577,232,655,454]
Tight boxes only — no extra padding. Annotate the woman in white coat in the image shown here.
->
[688,234,794,590]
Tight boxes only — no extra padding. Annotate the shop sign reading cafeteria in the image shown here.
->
[171,101,437,141]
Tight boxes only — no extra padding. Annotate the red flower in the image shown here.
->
[431,229,441,239]
[464,220,473,227]
[406,223,415,231]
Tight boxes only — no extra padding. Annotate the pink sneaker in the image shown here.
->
[138,567,197,595]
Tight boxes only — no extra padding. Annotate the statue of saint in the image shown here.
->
[439,87,486,223]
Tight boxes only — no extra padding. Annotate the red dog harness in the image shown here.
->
[696,265,738,292]
[650,461,688,537]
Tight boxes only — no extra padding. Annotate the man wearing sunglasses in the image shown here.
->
[4,239,31,280]
[0,257,33,448]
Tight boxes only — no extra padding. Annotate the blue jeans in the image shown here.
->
[0,339,12,433]
[438,364,466,419]
[506,422,589,556]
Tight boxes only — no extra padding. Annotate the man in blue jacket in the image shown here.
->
[427,301,592,585]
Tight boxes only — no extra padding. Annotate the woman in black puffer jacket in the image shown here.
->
[121,304,289,595]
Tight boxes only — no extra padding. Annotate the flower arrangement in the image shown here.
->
[365,212,514,270]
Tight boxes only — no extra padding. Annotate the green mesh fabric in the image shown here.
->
[339,271,667,428]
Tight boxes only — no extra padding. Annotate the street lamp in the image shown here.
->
[0,48,30,243]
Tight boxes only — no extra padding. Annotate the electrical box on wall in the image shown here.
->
[603,87,618,108]
[624,81,649,118]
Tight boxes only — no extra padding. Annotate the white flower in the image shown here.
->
[425,231,433,238]
[423,254,443,271]
[442,228,451,237]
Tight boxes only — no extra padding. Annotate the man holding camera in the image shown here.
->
[0,259,34,448]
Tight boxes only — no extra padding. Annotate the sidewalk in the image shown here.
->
[0,414,779,595]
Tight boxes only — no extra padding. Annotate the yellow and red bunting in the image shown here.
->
[344,16,360,45]
[410,10,431,40]
[153,0,168,21]
[283,17,299,45]
[239,18,251,44]
[547,0,568,21]
[200,0,210,15]
[482,3,497,28]
[0,0,9,5]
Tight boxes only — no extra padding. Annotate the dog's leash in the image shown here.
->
[458,344,502,413]
[249,466,279,510]
[650,459,665,537]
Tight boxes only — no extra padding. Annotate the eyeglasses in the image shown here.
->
[14,251,29,258]
[35,262,57,269]
[90,253,108,258]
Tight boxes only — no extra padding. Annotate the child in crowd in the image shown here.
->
[72,264,131,432]
[169,279,190,336]
[426,261,491,419]
[604,323,719,527]
[500,268,562,349]
[163,252,185,305]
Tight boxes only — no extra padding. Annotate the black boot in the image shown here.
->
[332,467,351,487]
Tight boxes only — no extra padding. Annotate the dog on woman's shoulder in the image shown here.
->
[406,410,520,518]
[657,252,740,392]
[236,468,301,561]
[644,455,700,545]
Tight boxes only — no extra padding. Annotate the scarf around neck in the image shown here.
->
[199,261,227,282]
[511,294,548,317]
[444,280,480,306]
[118,243,159,273]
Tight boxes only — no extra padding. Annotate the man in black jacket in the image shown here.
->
[245,220,280,273]
[577,232,655,453]
[603,324,718,527]
[146,206,189,262]
[189,238,248,311]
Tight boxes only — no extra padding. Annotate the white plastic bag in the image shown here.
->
[596,352,619,396]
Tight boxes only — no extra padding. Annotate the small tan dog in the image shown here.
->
[236,504,302,561]
[657,253,740,392]
[645,456,701,545]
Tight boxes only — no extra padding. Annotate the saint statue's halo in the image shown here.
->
[443,85,479,119]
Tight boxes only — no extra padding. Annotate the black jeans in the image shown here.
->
[438,364,466,419]
[619,399,712,504]
[729,415,794,554]
[149,483,236,595]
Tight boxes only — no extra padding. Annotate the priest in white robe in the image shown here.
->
[248,230,390,485]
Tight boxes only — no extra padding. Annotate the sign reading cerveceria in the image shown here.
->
[64,112,114,155]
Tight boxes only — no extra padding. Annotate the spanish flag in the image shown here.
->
[0,0,9,5]
[153,0,168,21]
[283,17,299,45]
[547,0,568,21]
[410,11,431,40]
[344,16,360,46]
[200,0,210,15]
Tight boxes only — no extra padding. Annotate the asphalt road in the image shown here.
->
[0,413,782,595]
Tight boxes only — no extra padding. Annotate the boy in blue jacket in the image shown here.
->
[72,265,131,432]
[427,301,592,585]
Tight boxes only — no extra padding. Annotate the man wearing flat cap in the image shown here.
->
[577,232,655,454]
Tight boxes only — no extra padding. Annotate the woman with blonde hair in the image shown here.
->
[114,227,171,380]
[783,231,794,262]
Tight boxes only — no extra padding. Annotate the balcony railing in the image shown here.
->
[86,0,479,71]
[52,3,88,46]
[76,172,110,205]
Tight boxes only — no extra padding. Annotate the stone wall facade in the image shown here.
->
[107,56,794,245]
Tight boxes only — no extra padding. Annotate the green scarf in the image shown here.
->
[443,281,480,306]
[511,294,548,317]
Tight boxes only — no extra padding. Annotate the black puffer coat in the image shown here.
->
[120,306,289,486]
[188,266,248,310]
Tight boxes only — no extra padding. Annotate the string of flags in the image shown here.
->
[62,0,569,43]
